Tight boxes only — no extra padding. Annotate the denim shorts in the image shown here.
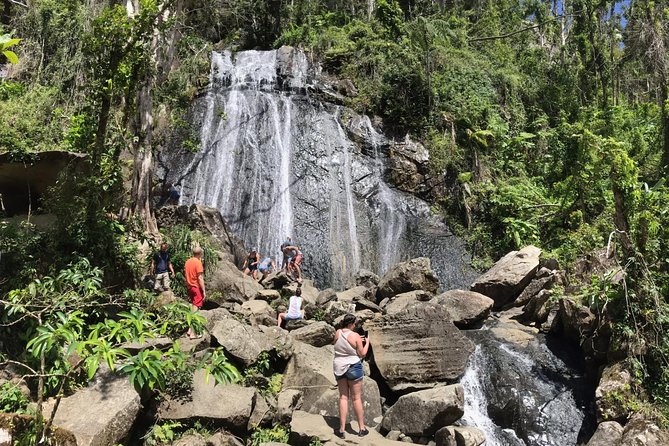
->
[335,361,364,381]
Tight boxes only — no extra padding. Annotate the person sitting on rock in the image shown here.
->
[333,313,371,438]
[242,249,260,280]
[257,256,276,283]
[277,287,305,327]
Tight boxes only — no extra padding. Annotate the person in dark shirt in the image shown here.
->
[151,243,175,292]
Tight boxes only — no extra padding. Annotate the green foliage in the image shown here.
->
[145,421,183,446]
[202,348,242,386]
[0,383,30,414]
[249,424,290,446]
[0,33,20,64]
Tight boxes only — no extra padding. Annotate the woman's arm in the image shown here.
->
[348,332,370,358]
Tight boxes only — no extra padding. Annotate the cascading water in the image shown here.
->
[163,46,477,289]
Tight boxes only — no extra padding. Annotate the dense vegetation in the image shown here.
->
[2,0,669,437]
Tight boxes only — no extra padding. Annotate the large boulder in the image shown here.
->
[239,299,276,326]
[435,426,486,446]
[337,286,373,303]
[45,373,140,446]
[367,302,474,392]
[310,378,383,428]
[554,298,596,343]
[621,413,669,446]
[323,300,356,326]
[381,385,465,437]
[514,275,555,307]
[159,370,255,431]
[376,258,439,301]
[470,245,541,307]
[289,411,407,446]
[431,290,494,328]
[210,317,292,367]
[595,362,635,422]
[587,421,623,446]
[282,342,336,410]
[383,290,432,315]
[209,259,264,304]
[290,321,335,347]
[355,269,380,289]
[275,389,303,424]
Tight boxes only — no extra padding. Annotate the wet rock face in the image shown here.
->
[160,47,477,290]
[464,324,595,446]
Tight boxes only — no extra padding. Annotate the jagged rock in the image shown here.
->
[514,275,555,307]
[121,337,173,354]
[239,299,276,326]
[282,342,336,409]
[595,362,635,422]
[256,289,281,301]
[430,290,494,328]
[470,246,541,307]
[587,421,624,446]
[316,288,337,306]
[289,410,407,445]
[324,300,357,325]
[384,290,432,315]
[337,286,373,303]
[199,307,233,330]
[155,204,247,266]
[159,370,255,431]
[209,259,264,303]
[276,389,303,424]
[285,319,312,330]
[355,269,380,289]
[367,302,474,392]
[44,373,140,446]
[377,258,439,301]
[435,426,485,446]
[355,297,383,313]
[262,272,291,290]
[210,318,293,367]
[555,298,596,343]
[381,385,465,437]
[621,413,669,445]
[521,289,553,324]
[248,394,272,430]
[290,321,335,347]
[310,378,383,428]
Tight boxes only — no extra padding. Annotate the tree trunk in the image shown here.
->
[661,82,669,176]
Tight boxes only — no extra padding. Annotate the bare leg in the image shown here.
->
[277,312,286,327]
[337,379,350,433]
[350,379,365,432]
[242,268,249,277]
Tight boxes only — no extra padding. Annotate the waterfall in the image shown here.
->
[164,47,477,289]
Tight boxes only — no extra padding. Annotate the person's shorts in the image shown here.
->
[292,253,303,266]
[258,266,270,273]
[188,286,204,308]
[285,312,302,320]
[335,361,364,381]
[248,263,258,271]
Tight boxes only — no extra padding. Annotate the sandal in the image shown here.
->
[334,429,345,439]
[358,428,369,437]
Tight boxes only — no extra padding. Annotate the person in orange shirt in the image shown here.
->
[184,246,206,339]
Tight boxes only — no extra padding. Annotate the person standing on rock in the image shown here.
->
[184,246,206,339]
[333,314,371,438]
[277,287,305,327]
[151,243,175,292]
[280,237,292,271]
[257,256,276,283]
[282,243,303,281]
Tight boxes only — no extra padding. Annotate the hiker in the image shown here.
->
[257,256,276,283]
[150,243,175,292]
[242,249,260,280]
[283,244,303,281]
[333,314,371,439]
[280,237,292,271]
[184,246,206,339]
[277,287,305,327]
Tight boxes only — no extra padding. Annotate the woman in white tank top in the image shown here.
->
[332,313,371,438]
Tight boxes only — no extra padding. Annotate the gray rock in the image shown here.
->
[276,389,303,424]
[595,362,634,422]
[207,431,245,446]
[377,258,440,301]
[239,299,276,326]
[381,385,465,437]
[355,269,380,288]
[174,433,208,446]
[282,342,336,409]
[45,373,140,446]
[310,378,383,428]
[435,426,485,446]
[209,259,264,304]
[290,321,335,347]
[337,286,374,303]
[514,275,554,307]
[355,297,383,313]
[210,318,292,367]
[555,297,596,343]
[367,303,474,392]
[285,319,312,330]
[435,426,457,446]
[256,289,281,301]
[121,337,173,355]
[289,410,407,445]
[200,308,234,330]
[159,370,254,431]
[323,300,357,326]
[384,290,432,315]
[587,421,623,446]
[248,393,272,430]
[470,245,541,307]
[621,413,669,446]
[430,290,494,328]
[262,272,291,290]
[316,288,337,306]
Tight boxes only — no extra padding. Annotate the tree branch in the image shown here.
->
[469,12,582,43]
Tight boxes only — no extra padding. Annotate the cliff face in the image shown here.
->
[159,46,477,290]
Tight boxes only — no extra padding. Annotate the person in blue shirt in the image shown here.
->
[257,256,276,283]
[151,243,175,292]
